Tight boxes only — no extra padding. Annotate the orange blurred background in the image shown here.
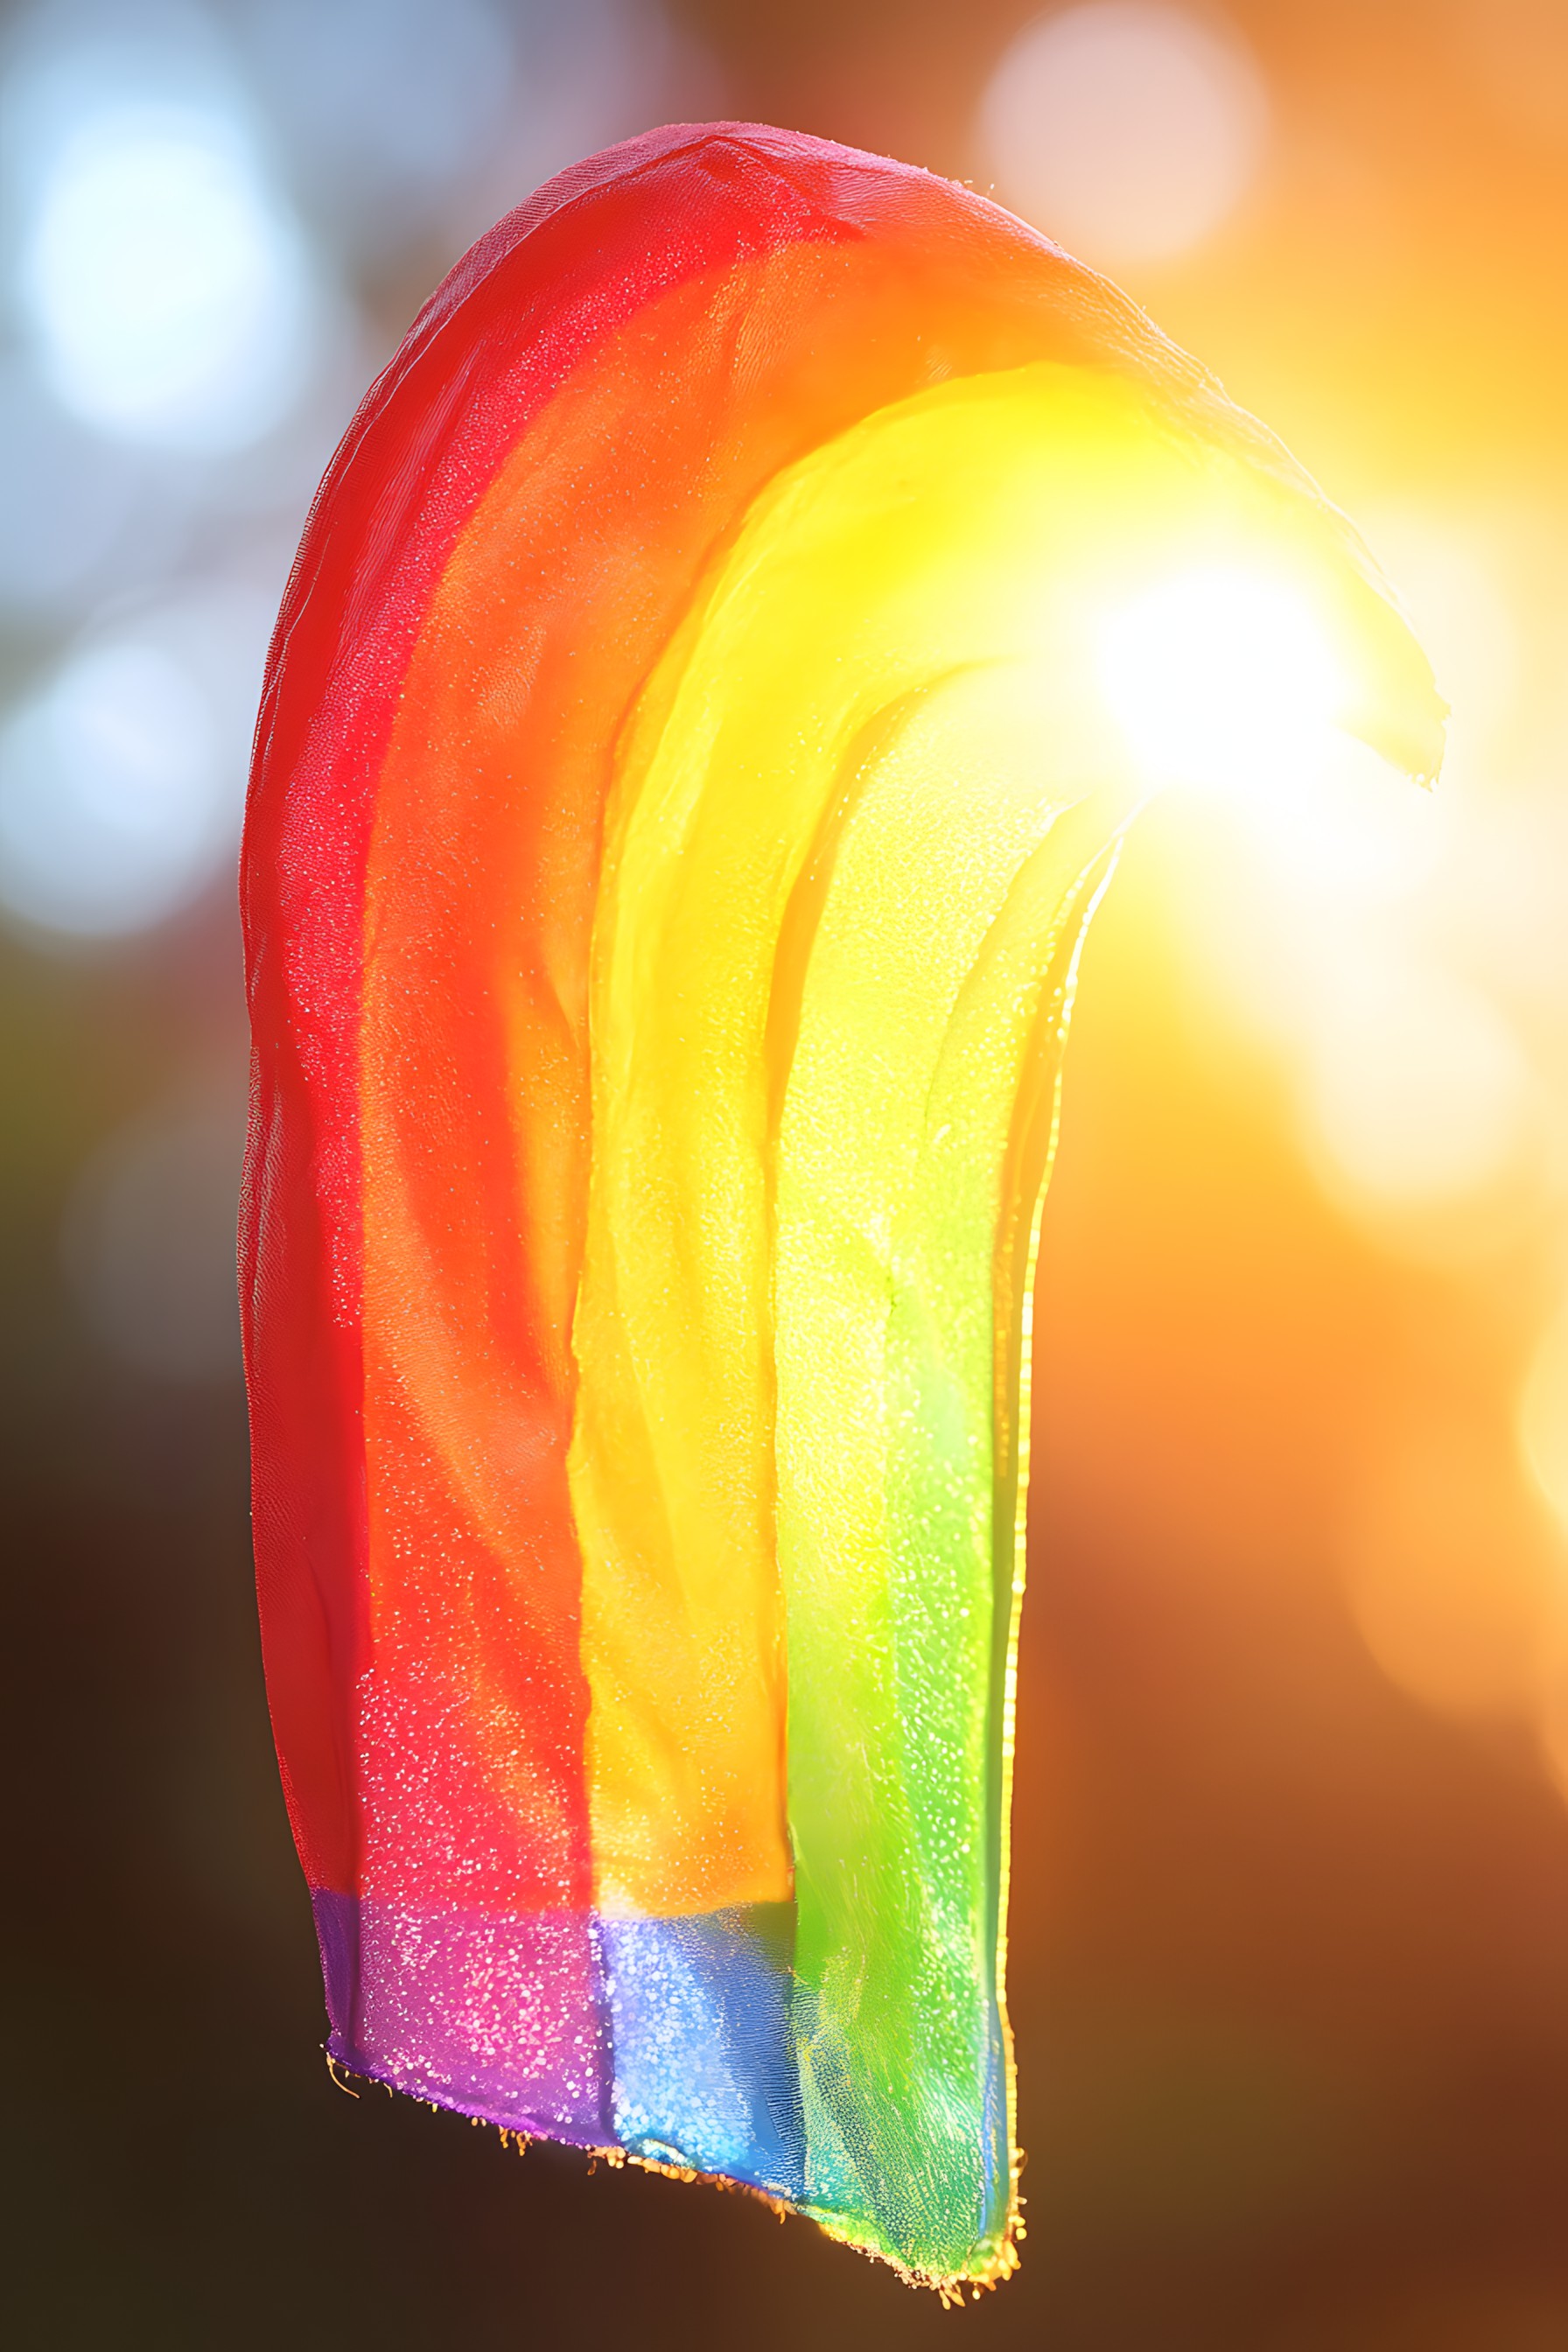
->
[4,4,1568,2345]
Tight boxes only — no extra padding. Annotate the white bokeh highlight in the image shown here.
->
[17,98,319,452]
[1300,954,1537,1211]
[0,587,273,938]
[979,3,1270,270]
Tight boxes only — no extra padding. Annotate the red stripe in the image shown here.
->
[241,129,864,1894]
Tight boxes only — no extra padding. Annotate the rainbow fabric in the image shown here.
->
[242,124,1443,2288]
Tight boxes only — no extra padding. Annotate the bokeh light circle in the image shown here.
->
[0,591,270,940]
[978,3,1270,269]
[1300,959,1536,1211]
[18,99,318,452]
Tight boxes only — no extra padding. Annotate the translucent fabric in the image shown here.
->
[241,122,1443,2288]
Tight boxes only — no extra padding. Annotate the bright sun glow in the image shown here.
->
[1096,563,1346,796]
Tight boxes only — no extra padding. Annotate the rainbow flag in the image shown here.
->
[241,123,1442,2289]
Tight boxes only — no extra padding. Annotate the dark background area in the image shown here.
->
[5,4,1568,2345]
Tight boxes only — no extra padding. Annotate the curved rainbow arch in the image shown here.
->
[241,123,1443,2288]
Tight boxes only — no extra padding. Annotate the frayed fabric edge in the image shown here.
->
[319,2046,1024,2298]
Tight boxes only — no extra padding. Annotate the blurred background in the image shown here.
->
[4,2,1568,2344]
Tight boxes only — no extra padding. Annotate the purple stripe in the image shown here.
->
[312,1891,611,2141]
